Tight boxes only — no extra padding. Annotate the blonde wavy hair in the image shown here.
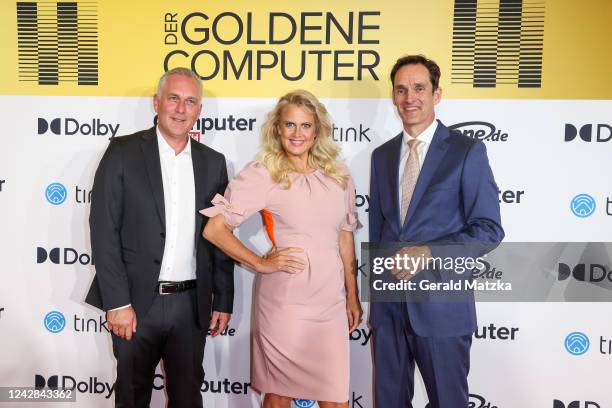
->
[258,90,348,189]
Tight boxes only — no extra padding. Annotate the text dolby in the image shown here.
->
[163,11,381,81]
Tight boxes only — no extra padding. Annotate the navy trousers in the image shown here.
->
[372,302,472,408]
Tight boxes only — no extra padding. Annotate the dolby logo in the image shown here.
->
[565,124,612,142]
[38,118,119,137]
[37,247,94,265]
[448,121,509,142]
[427,394,497,408]
[558,263,612,282]
[553,401,600,408]
[35,374,114,399]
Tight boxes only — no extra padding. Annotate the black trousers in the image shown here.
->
[111,289,206,408]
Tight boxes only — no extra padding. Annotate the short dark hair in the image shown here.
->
[390,55,441,91]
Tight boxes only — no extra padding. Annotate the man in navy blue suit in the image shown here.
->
[369,55,504,407]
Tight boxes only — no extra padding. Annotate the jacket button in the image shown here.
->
[153,259,160,264]
[160,232,165,238]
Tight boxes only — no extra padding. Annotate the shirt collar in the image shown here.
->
[402,118,438,146]
[156,126,192,157]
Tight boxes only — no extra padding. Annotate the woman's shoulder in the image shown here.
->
[235,160,274,183]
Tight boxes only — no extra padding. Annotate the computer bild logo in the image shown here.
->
[44,310,66,333]
[451,0,545,88]
[570,194,596,218]
[16,2,98,85]
[565,332,589,356]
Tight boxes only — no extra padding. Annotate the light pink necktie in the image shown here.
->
[400,139,421,225]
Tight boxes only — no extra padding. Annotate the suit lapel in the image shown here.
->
[141,128,165,227]
[191,138,208,237]
[403,121,451,228]
[385,132,403,234]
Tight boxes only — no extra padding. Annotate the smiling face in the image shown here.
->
[392,63,441,136]
[153,74,202,142]
[277,104,317,168]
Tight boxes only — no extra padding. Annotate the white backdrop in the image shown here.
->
[0,95,610,407]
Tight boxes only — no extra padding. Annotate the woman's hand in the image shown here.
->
[255,247,305,274]
[346,294,363,333]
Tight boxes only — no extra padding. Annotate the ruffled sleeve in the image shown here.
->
[200,161,271,228]
[340,171,362,232]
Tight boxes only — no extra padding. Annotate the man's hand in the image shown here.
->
[107,306,137,341]
[391,245,432,280]
[209,311,231,337]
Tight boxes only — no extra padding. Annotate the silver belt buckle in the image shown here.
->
[158,282,170,295]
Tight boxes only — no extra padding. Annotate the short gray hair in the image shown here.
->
[156,67,202,99]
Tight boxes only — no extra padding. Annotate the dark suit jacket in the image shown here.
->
[369,120,504,337]
[85,127,234,328]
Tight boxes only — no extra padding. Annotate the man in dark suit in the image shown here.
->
[85,67,234,407]
[369,55,504,407]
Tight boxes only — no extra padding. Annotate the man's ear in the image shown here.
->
[433,87,442,105]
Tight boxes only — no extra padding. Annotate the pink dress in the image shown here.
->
[201,161,360,402]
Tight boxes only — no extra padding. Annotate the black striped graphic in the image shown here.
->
[17,1,98,85]
[452,0,544,88]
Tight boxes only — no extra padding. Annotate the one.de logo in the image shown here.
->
[570,194,596,218]
[44,311,66,333]
[45,183,67,205]
[565,332,589,355]
[293,400,316,408]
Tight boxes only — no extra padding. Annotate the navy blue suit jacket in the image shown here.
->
[369,120,504,337]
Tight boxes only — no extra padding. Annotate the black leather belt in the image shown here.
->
[156,280,196,295]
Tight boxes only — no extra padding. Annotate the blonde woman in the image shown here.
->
[201,90,362,407]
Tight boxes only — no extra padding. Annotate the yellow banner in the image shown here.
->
[1,0,611,98]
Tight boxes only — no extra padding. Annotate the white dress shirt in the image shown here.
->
[109,129,197,311]
[156,127,197,282]
[398,119,439,210]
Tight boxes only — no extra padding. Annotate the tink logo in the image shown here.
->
[45,183,67,205]
[293,400,316,408]
[565,332,590,356]
[570,194,596,218]
[44,311,66,333]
